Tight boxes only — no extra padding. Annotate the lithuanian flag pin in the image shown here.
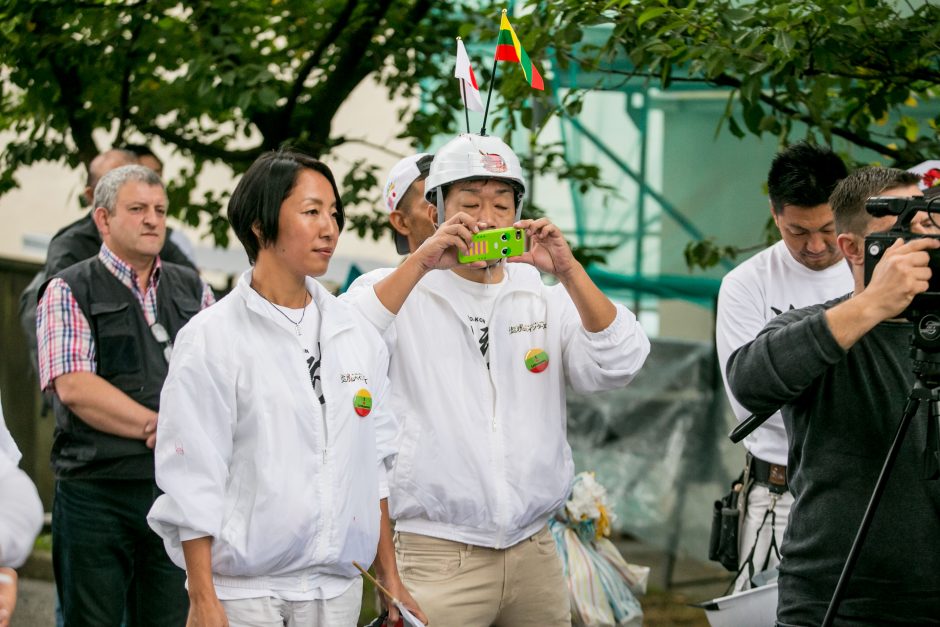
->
[353,388,372,417]
[524,348,549,373]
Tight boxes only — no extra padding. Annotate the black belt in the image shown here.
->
[751,456,789,494]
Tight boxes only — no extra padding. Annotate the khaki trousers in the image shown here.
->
[395,526,571,627]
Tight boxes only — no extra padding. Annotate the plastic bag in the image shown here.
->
[594,537,649,596]
[557,523,617,626]
[551,472,647,626]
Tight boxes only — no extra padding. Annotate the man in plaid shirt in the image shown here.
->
[36,164,214,627]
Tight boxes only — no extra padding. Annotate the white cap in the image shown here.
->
[907,160,940,191]
[384,153,432,214]
[384,153,432,254]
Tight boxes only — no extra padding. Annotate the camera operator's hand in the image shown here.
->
[863,237,937,318]
[827,237,940,350]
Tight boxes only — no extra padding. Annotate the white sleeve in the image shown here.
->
[0,397,43,568]
[558,290,651,394]
[0,403,20,465]
[715,271,767,422]
[0,461,43,569]
[369,340,398,500]
[148,324,236,549]
[341,270,397,335]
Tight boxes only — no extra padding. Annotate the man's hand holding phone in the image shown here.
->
[509,218,579,279]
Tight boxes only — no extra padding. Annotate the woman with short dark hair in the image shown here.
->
[148,150,425,626]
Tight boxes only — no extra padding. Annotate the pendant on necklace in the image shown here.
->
[296,325,302,336]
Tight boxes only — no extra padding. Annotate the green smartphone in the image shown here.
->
[458,227,526,263]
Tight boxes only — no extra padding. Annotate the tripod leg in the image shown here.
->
[925,398,940,480]
[821,392,921,627]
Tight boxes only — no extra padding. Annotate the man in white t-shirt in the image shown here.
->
[716,141,851,590]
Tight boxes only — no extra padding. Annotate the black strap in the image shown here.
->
[727,493,782,595]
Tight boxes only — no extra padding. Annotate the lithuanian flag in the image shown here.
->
[494,11,544,90]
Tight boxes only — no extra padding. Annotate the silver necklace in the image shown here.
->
[255,286,310,335]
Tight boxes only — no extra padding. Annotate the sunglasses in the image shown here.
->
[150,322,173,363]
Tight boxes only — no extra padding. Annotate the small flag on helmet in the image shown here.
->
[494,10,544,90]
[455,38,484,112]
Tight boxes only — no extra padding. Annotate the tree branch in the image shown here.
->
[710,74,908,160]
[802,67,940,84]
[136,122,262,166]
[339,136,408,159]
[114,13,147,145]
[46,59,98,167]
[65,0,147,8]
[391,0,439,64]
[280,0,359,125]
[561,53,912,160]
[290,0,397,143]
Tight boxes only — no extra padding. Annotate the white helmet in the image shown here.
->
[425,133,527,224]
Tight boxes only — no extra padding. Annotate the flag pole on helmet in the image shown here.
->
[454,37,483,133]
[481,9,545,136]
[460,82,470,134]
[480,29,500,137]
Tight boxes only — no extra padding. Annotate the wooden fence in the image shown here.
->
[0,256,53,509]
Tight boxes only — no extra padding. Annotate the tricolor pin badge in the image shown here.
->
[524,348,549,373]
[353,388,372,417]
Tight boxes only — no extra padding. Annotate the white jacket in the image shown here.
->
[343,264,649,548]
[0,398,43,569]
[148,273,398,589]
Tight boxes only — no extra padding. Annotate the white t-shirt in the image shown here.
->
[716,240,854,465]
[262,295,325,406]
[444,270,507,368]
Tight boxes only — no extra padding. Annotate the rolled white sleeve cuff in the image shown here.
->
[178,526,212,542]
[377,464,389,500]
[583,304,633,343]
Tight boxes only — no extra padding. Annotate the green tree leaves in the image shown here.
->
[2,0,938,272]
[523,0,939,269]
[0,0,475,237]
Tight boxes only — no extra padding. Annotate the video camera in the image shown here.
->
[864,196,940,325]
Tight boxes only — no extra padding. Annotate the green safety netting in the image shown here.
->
[587,267,721,306]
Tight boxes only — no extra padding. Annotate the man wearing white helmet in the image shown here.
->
[344,133,650,625]
[384,153,437,255]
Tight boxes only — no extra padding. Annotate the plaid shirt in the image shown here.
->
[37,244,215,391]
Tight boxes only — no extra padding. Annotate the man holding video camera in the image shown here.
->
[727,166,940,625]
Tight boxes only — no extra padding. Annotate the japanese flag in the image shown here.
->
[455,38,484,112]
